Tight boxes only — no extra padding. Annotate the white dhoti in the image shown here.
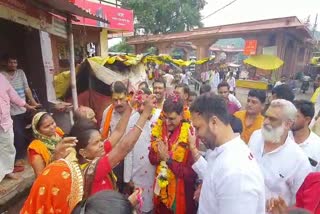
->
[0,128,15,182]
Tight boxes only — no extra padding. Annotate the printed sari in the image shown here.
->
[20,150,83,214]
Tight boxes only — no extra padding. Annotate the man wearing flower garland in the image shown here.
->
[149,93,197,214]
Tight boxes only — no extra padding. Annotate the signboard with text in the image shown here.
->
[73,0,134,32]
[244,40,258,56]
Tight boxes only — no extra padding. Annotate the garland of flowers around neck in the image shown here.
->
[151,112,190,192]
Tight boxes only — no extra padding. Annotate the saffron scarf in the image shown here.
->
[101,105,114,139]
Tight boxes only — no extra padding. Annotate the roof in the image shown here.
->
[31,0,109,23]
[127,16,312,45]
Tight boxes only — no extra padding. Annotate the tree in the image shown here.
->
[120,0,206,34]
[108,39,134,53]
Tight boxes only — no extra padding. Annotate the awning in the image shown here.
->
[244,55,284,71]
[28,0,109,23]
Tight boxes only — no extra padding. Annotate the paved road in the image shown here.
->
[235,87,313,108]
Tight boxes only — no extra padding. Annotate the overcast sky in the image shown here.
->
[109,0,319,47]
[202,0,319,30]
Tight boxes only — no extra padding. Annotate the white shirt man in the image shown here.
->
[180,72,189,85]
[162,72,174,88]
[193,137,265,214]
[190,94,265,214]
[248,99,312,207]
[291,100,320,171]
[210,71,220,91]
[290,130,320,171]
[296,132,320,171]
[124,109,160,213]
[228,93,242,109]
[249,130,311,206]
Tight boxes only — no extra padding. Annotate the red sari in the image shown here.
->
[82,140,117,199]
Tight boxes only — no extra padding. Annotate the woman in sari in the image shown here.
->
[28,112,77,176]
[72,94,156,198]
[21,94,156,214]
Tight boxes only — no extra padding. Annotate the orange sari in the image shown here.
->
[20,150,83,214]
[28,127,64,166]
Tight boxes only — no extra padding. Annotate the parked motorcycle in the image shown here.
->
[301,79,310,94]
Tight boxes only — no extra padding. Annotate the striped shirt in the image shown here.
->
[1,69,29,116]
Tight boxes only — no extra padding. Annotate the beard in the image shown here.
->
[202,129,217,150]
[261,124,285,144]
[291,123,304,132]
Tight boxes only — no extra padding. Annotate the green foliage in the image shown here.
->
[108,40,134,53]
[121,0,206,34]
[215,38,245,49]
[146,47,157,55]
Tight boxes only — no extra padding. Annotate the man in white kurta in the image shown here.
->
[189,93,265,214]
[124,108,161,213]
[248,99,312,208]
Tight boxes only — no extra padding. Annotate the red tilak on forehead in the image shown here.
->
[133,90,145,104]
[167,92,180,103]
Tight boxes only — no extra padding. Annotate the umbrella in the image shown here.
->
[243,55,284,70]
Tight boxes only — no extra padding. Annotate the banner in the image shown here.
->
[244,40,257,56]
[73,0,134,32]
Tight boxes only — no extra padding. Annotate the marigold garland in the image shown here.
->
[151,110,191,209]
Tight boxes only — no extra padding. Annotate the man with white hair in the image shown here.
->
[248,99,312,210]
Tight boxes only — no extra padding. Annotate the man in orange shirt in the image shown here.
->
[234,89,266,143]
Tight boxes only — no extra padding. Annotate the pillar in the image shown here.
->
[276,32,285,78]
[193,40,213,60]
[154,42,172,55]
[99,29,108,57]
[289,43,299,76]
[134,44,147,54]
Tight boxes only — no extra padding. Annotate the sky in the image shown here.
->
[202,0,319,29]
[109,0,319,47]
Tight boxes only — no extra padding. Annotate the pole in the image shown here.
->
[67,15,79,111]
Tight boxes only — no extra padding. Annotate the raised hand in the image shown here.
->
[142,94,156,116]
[53,137,78,160]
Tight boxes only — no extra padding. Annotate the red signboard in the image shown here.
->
[244,40,258,56]
[73,0,134,32]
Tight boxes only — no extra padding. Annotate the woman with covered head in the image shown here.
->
[21,93,156,214]
[28,112,77,176]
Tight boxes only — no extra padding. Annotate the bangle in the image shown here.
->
[134,124,143,132]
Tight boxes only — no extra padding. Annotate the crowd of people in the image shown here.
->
[2,56,320,214]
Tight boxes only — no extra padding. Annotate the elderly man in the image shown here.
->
[248,99,312,209]
[0,73,35,181]
[189,93,265,214]
[74,106,97,124]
